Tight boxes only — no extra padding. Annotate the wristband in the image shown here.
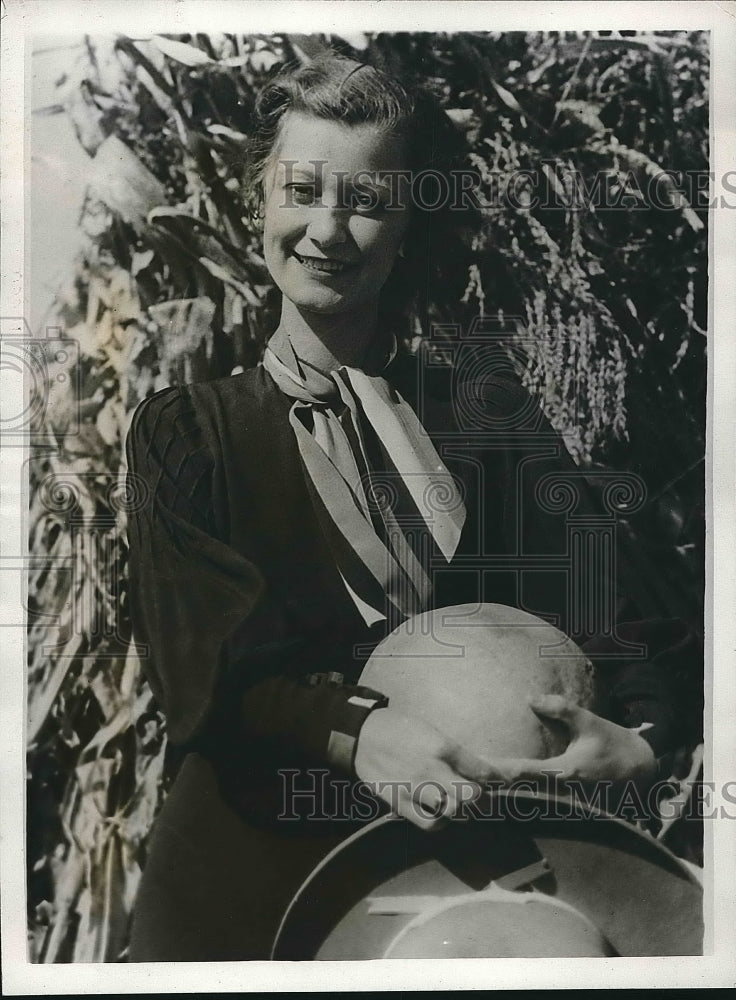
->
[319,680,389,774]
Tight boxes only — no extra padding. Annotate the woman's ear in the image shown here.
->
[245,190,265,233]
[240,166,266,231]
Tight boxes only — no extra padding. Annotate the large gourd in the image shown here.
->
[360,603,598,759]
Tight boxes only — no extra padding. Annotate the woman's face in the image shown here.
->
[262,111,410,317]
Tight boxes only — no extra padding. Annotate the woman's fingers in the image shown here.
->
[355,709,486,830]
[446,737,571,785]
[392,761,483,831]
[356,705,640,828]
[476,754,570,785]
[409,778,454,829]
[445,742,497,784]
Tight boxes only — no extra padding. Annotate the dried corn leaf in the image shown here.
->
[90,136,167,227]
[148,207,266,278]
[597,139,705,232]
[207,123,249,143]
[148,296,216,384]
[73,832,129,962]
[199,257,262,307]
[28,630,85,746]
[66,758,119,851]
[39,846,86,963]
[152,36,214,67]
[135,64,175,117]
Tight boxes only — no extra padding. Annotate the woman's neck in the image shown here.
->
[275,298,379,372]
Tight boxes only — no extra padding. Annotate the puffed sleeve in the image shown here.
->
[125,385,265,744]
[125,386,387,774]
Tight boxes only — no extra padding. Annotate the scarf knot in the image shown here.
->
[262,329,466,626]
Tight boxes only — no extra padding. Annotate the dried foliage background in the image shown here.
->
[27,31,707,961]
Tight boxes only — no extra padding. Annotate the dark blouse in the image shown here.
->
[125,351,695,820]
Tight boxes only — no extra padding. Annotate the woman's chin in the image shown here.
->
[284,288,366,316]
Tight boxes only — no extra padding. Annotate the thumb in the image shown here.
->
[444,742,495,785]
[529,694,584,730]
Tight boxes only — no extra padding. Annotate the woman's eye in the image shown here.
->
[286,185,316,206]
[353,191,386,214]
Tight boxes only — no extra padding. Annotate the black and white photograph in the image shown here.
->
[2,0,735,992]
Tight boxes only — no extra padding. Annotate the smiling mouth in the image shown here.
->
[292,251,355,275]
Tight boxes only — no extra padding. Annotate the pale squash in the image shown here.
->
[360,603,598,759]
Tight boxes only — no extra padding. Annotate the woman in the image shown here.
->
[125,54,688,961]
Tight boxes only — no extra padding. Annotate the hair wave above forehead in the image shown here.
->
[245,53,439,201]
[256,55,416,137]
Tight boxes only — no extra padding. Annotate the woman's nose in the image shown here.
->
[305,204,350,249]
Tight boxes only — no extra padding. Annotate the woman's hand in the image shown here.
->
[354,697,658,831]
[481,694,658,791]
[354,707,489,831]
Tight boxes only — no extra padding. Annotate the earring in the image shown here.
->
[397,243,406,259]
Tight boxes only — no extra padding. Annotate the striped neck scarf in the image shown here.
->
[262,328,466,627]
